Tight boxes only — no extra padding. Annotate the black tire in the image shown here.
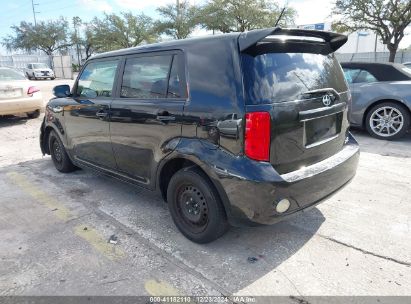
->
[167,167,229,243]
[27,109,40,119]
[365,102,410,140]
[48,130,76,173]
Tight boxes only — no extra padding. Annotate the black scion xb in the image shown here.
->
[40,28,359,243]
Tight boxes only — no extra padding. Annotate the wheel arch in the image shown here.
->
[41,124,66,155]
[156,153,233,222]
[362,98,411,128]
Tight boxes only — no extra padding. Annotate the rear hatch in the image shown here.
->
[240,28,350,174]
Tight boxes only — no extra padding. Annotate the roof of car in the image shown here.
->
[91,27,348,60]
[340,61,411,81]
[91,32,240,60]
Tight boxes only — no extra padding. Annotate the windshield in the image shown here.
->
[32,63,48,69]
[241,52,347,104]
[0,68,26,81]
[400,66,411,77]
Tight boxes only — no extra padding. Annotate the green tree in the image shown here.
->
[333,0,411,62]
[89,12,157,52]
[70,18,96,60]
[198,0,296,33]
[155,0,200,39]
[2,17,71,55]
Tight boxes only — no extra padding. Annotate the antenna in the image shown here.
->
[274,7,286,27]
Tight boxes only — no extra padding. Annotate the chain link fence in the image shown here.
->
[0,54,73,79]
[336,51,411,64]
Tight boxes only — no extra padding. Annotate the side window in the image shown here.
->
[343,68,361,84]
[355,70,378,83]
[76,60,118,98]
[167,56,182,98]
[28,64,32,69]
[121,55,172,99]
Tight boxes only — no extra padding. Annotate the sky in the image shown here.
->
[1,0,410,54]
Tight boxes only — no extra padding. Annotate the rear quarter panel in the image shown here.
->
[181,37,245,156]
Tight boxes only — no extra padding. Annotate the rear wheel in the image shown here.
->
[27,109,40,119]
[366,102,410,140]
[167,168,229,243]
[48,130,76,173]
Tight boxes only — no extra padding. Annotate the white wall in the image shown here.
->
[333,31,387,53]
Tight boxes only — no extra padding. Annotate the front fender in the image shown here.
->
[40,105,67,155]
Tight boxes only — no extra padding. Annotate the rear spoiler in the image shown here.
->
[238,27,347,53]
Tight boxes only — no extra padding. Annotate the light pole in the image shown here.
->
[73,17,81,67]
[31,0,39,26]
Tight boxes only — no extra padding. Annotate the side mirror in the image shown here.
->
[53,85,71,98]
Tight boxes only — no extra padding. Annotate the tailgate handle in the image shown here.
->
[299,102,346,122]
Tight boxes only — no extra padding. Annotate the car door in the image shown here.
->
[64,58,120,170]
[110,52,186,187]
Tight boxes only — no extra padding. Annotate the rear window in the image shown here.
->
[121,55,172,99]
[0,68,26,81]
[120,54,185,99]
[242,52,347,104]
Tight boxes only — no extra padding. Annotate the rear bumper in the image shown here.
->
[0,94,43,115]
[217,134,360,226]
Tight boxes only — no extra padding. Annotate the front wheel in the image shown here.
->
[167,168,229,243]
[48,130,77,173]
[366,102,410,140]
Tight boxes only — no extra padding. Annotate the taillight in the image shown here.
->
[245,112,271,161]
[27,86,40,95]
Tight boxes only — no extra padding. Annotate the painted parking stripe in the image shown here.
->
[144,279,181,296]
[7,171,73,221]
[7,171,126,261]
[74,225,125,261]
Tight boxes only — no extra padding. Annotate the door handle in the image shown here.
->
[156,111,175,121]
[156,115,176,121]
[96,110,108,118]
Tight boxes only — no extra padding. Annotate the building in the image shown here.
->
[296,23,387,54]
[338,31,387,54]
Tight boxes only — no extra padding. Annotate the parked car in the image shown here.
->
[40,28,359,243]
[25,63,55,80]
[0,67,42,118]
[403,62,411,68]
[341,62,411,140]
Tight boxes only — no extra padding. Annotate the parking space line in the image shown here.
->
[6,171,73,221]
[144,279,181,296]
[74,225,125,261]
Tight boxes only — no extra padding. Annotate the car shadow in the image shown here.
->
[0,115,29,127]
[6,158,325,295]
[351,128,411,158]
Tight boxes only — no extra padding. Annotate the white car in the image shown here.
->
[25,63,55,80]
[0,67,43,118]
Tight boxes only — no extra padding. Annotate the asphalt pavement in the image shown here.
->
[0,80,410,298]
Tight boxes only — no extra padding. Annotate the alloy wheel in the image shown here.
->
[369,106,404,137]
